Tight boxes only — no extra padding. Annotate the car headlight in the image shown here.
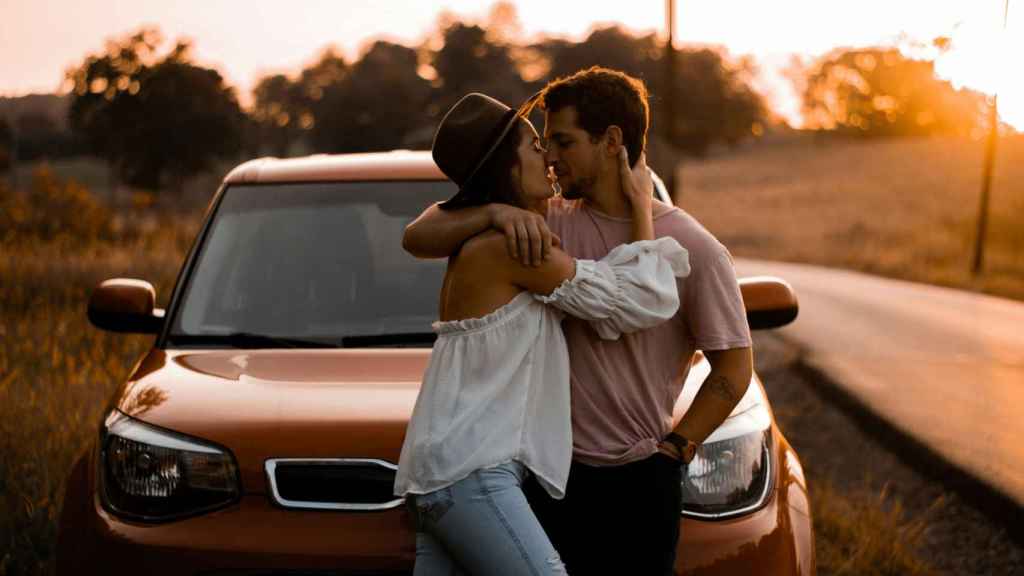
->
[100,410,240,521]
[681,428,773,520]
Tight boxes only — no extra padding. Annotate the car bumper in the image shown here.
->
[58,436,814,575]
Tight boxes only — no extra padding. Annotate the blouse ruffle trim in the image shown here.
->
[535,237,690,307]
[431,291,535,336]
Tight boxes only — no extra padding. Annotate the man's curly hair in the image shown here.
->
[539,66,649,166]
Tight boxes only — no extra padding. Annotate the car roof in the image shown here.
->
[223,150,446,185]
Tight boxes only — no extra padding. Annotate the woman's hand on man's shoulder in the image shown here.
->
[460,231,573,297]
[488,204,560,267]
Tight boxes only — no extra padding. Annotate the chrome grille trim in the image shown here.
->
[265,458,404,511]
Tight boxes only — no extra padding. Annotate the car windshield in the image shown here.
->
[165,181,454,348]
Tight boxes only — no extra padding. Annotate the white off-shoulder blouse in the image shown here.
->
[394,237,691,499]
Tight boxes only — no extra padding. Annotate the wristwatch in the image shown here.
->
[665,432,698,464]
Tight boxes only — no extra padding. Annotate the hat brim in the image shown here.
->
[437,107,520,210]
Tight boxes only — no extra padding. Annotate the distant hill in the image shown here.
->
[677,133,1024,302]
[0,93,71,130]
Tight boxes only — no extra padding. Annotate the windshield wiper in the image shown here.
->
[340,333,437,348]
[169,331,338,349]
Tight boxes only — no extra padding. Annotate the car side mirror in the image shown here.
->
[739,276,799,330]
[87,278,165,334]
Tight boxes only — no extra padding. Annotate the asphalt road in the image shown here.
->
[735,258,1024,510]
[754,331,1023,575]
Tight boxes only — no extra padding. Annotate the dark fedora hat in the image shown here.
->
[432,92,521,209]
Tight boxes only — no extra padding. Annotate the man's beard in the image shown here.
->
[560,176,595,200]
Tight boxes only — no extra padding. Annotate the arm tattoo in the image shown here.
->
[706,374,739,403]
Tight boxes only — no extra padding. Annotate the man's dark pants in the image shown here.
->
[524,453,684,575]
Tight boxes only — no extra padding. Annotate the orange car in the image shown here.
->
[59,151,815,575]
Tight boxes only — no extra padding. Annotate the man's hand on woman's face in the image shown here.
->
[489,204,560,267]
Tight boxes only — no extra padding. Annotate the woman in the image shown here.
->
[394,92,690,575]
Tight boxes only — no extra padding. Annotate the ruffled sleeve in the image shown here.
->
[534,237,691,340]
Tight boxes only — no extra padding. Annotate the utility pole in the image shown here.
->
[665,0,681,205]
[971,0,1010,275]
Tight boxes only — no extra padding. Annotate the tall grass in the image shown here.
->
[0,167,200,574]
[679,134,1024,301]
[811,479,941,576]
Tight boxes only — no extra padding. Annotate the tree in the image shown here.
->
[296,48,349,106]
[800,47,988,137]
[13,111,80,161]
[0,117,11,172]
[272,15,765,157]
[66,28,243,192]
[67,29,158,176]
[542,27,660,83]
[536,27,766,156]
[432,22,526,115]
[310,41,430,153]
[252,74,302,157]
[122,52,244,191]
[669,48,767,155]
[252,49,349,157]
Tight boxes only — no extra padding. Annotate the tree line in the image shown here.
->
[0,10,995,194]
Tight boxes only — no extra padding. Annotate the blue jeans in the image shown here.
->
[408,461,568,576]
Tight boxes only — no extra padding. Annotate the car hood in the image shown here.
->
[114,348,768,495]
[115,348,429,494]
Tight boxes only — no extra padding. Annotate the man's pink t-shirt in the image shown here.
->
[547,197,752,466]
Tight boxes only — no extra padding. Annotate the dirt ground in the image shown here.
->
[754,331,1024,576]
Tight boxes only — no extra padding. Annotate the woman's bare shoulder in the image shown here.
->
[464,229,507,256]
[461,230,511,260]
[465,230,568,262]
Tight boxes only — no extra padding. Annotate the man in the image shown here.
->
[403,66,752,575]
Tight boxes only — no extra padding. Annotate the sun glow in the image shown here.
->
[932,3,1022,131]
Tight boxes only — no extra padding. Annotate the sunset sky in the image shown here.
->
[2,0,1020,129]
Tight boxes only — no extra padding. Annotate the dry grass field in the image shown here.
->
[2,134,1020,573]
[0,168,201,574]
[678,134,1024,302]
